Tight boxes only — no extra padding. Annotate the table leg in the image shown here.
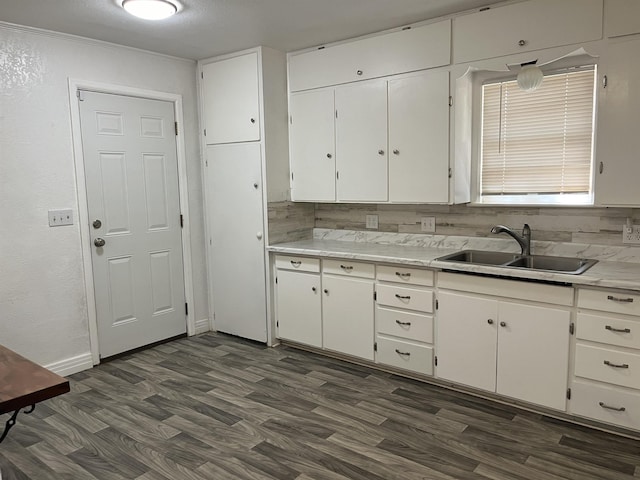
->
[0,405,35,443]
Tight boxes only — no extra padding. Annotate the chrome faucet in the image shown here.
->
[491,224,531,256]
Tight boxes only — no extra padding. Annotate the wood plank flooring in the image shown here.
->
[1,333,639,479]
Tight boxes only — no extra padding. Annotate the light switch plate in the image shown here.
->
[48,209,73,227]
[366,214,379,229]
[421,216,436,233]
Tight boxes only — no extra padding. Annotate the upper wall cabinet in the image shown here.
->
[288,20,451,92]
[201,52,261,144]
[453,0,603,64]
[604,0,640,37]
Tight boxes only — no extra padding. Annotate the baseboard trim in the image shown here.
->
[44,352,94,377]
[194,318,210,335]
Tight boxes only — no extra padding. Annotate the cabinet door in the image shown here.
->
[322,275,374,361]
[436,291,498,391]
[388,71,449,203]
[605,0,640,37]
[276,270,322,347]
[289,89,336,202]
[595,37,640,206]
[335,81,388,202]
[202,52,260,144]
[496,302,570,411]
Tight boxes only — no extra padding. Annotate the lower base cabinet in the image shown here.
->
[276,269,322,348]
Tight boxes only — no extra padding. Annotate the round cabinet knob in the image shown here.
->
[487,319,494,325]
[356,70,363,76]
[312,287,317,292]
[378,149,385,155]
[94,238,106,247]
[518,39,527,46]
[250,118,256,124]
[256,232,263,240]
[327,153,332,159]
[393,149,400,155]
[92,219,102,229]
[253,182,259,189]
[500,321,507,327]
[323,289,329,294]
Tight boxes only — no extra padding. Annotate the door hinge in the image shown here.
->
[77,90,84,101]
[276,320,279,327]
[205,159,209,167]
[373,291,377,301]
[180,214,184,228]
[175,122,178,136]
[567,387,571,400]
[289,115,293,125]
[291,172,294,181]
[449,95,453,107]
[435,299,439,310]
[374,342,377,352]
[602,74,608,89]
[335,109,338,119]
[569,322,575,335]
[201,71,204,79]
[448,167,452,179]
[275,276,278,284]
[204,128,207,136]
[185,303,188,315]
[435,355,438,366]
[336,171,339,180]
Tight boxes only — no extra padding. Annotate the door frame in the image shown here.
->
[68,78,196,365]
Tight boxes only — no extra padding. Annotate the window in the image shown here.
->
[479,67,596,205]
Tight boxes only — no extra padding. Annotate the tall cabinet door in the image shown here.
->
[335,81,388,202]
[496,302,570,410]
[206,143,267,342]
[202,53,260,144]
[389,71,450,203]
[289,89,336,202]
[595,36,640,206]
[436,291,498,391]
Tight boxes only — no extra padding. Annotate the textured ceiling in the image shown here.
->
[0,0,493,60]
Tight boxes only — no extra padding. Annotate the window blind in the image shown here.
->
[480,68,595,196]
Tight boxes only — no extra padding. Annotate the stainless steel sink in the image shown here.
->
[436,250,598,275]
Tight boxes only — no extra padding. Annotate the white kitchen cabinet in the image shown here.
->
[322,261,375,361]
[289,89,336,202]
[388,71,450,203]
[453,0,603,64]
[595,36,640,206]
[335,80,388,202]
[605,0,640,38]
[275,256,322,348]
[437,274,571,410]
[288,20,451,92]
[201,52,260,144]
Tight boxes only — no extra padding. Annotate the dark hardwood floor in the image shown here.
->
[1,332,639,479]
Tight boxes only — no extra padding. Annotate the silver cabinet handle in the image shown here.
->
[290,260,301,267]
[395,349,411,357]
[487,319,494,325]
[500,321,507,327]
[395,294,411,300]
[604,360,629,369]
[599,161,604,174]
[603,74,608,89]
[340,265,353,271]
[395,272,411,278]
[605,325,631,333]
[395,320,411,326]
[599,402,626,412]
[607,295,634,303]
[518,39,527,46]
[94,238,106,247]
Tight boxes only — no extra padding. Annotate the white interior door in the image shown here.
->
[79,91,186,358]
[206,143,267,342]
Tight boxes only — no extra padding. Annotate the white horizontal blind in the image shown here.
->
[481,69,595,197]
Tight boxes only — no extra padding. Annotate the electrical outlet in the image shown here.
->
[48,209,73,227]
[421,216,436,233]
[623,224,640,244]
[366,214,379,229]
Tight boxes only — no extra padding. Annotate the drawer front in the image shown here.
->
[323,259,375,279]
[578,288,640,316]
[575,344,640,390]
[577,313,640,350]
[376,265,433,287]
[376,284,433,313]
[275,255,319,273]
[376,306,433,343]
[376,336,433,376]
[571,380,640,431]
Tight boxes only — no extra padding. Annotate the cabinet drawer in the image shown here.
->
[577,313,640,350]
[376,306,433,343]
[376,265,433,286]
[376,284,433,313]
[376,336,433,376]
[275,255,320,273]
[575,344,640,390]
[323,259,375,278]
[453,0,602,64]
[578,289,640,316]
[571,380,640,431]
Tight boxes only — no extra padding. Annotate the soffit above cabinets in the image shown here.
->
[0,0,492,60]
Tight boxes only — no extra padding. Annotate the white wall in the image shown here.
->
[0,23,208,370]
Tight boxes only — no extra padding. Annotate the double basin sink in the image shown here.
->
[436,250,598,275]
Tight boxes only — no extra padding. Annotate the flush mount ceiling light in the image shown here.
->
[122,0,177,20]
[517,62,544,92]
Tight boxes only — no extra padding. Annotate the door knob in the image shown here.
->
[256,232,263,240]
[94,238,106,247]
[92,219,102,229]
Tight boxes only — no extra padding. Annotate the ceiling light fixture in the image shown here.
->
[122,0,177,20]
[517,61,544,92]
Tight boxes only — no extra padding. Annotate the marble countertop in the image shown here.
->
[267,230,640,292]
